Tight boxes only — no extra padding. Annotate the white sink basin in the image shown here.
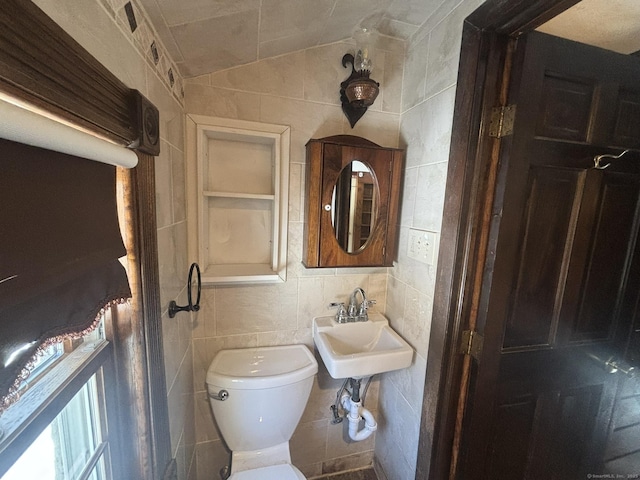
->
[312,314,413,379]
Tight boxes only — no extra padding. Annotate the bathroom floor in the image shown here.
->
[312,468,378,480]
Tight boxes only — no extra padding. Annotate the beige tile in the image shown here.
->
[402,286,433,358]
[195,440,230,480]
[299,462,323,478]
[194,390,221,443]
[298,277,328,328]
[413,162,447,232]
[257,328,313,349]
[345,110,400,147]
[261,52,306,98]
[259,30,324,60]
[259,96,345,153]
[384,275,406,334]
[304,43,352,106]
[424,7,466,100]
[157,225,186,310]
[214,281,298,335]
[398,165,418,227]
[153,0,259,27]
[322,450,375,475]
[291,419,328,466]
[378,18,419,41]
[289,162,303,223]
[301,374,341,422]
[171,11,259,77]
[33,0,146,92]
[170,146,186,223]
[155,139,172,228]
[147,65,185,149]
[401,32,428,112]
[184,84,261,120]
[381,51,404,114]
[192,288,216,339]
[401,86,456,172]
[185,74,210,85]
[385,0,440,26]
[259,0,333,43]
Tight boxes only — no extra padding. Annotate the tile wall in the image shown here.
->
[375,0,486,479]
[33,0,494,478]
[183,37,404,480]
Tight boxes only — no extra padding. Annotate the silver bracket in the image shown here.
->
[489,105,516,138]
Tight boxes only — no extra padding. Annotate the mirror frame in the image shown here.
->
[303,135,403,267]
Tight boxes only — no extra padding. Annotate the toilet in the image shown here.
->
[206,344,318,479]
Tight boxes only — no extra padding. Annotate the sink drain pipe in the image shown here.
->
[340,378,377,441]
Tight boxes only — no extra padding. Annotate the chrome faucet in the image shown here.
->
[330,287,375,323]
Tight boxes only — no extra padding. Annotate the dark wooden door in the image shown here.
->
[461,32,640,479]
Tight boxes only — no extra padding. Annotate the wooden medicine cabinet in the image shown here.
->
[303,135,403,267]
[186,115,290,284]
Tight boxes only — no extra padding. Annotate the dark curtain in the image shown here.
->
[0,138,130,409]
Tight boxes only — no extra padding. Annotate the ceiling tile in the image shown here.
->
[154,0,260,27]
[259,0,335,43]
[171,10,259,77]
[387,0,441,26]
[138,0,185,61]
[258,27,324,60]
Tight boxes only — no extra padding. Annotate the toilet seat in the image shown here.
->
[229,464,306,480]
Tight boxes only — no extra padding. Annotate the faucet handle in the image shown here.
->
[329,302,348,323]
[359,299,376,312]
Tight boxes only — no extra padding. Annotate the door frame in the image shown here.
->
[416,1,584,479]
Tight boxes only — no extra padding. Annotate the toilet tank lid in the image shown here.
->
[206,344,318,390]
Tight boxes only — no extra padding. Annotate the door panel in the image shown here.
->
[461,31,640,479]
[535,73,596,142]
[504,166,585,349]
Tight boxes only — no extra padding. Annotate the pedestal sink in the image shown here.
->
[312,314,413,379]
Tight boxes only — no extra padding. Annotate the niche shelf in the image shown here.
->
[186,115,290,285]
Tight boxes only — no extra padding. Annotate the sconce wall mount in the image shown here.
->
[340,53,380,128]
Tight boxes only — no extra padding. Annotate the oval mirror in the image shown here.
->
[330,160,379,253]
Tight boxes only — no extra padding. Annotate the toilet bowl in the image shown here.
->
[206,344,318,479]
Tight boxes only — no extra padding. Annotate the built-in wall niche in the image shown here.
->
[186,115,290,284]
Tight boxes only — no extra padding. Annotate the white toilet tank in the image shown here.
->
[206,345,318,453]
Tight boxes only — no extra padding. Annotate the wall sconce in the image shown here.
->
[340,28,379,128]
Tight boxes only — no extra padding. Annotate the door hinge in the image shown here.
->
[488,105,516,138]
[460,329,484,360]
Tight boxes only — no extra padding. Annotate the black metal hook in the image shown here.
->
[168,262,201,318]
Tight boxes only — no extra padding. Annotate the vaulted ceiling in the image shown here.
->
[137,0,443,78]
[139,0,640,79]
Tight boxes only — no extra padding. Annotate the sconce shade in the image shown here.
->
[344,77,379,107]
[340,53,380,128]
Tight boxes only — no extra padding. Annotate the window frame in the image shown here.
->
[0,337,119,478]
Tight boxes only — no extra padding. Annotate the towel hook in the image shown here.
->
[168,262,201,318]
[593,149,630,170]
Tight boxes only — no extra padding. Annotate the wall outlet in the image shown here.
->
[408,228,437,265]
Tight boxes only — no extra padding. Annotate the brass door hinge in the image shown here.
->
[488,105,516,138]
[460,329,484,361]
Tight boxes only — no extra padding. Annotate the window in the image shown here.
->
[2,374,109,480]
[0,320,116,480]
